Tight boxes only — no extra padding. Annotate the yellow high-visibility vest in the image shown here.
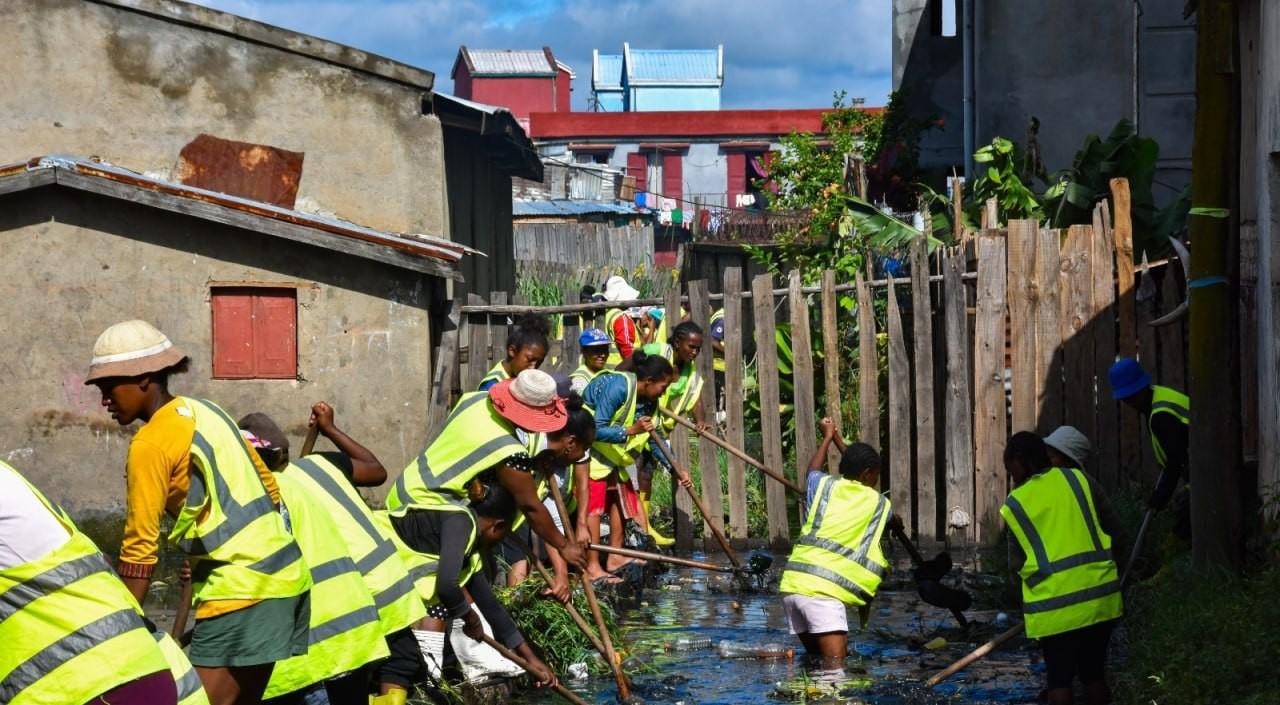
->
[584,371,644,481]
[570,364,603,393]
[375,507,482,606]
[265,474,388,698]
[386,392,526,511]
[150,629,210,705]
[1149,385,1190,468]
[478,361,510,390]
[655,343,704,433]
[0,461,171,705]
[779,476,890,607]
[171,398,311,605]
[1000,467,1123,639]
[284,455,425,635]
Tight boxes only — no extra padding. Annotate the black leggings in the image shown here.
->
[376,627,427,690]
[1039,620,1115,690]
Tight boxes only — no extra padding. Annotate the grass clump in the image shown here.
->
[496,575,627,676]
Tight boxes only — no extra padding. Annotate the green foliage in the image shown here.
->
[970,137,1044,223]
[495,576,626,675]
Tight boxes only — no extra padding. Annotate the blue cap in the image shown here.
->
[649,307,665,322]
[579,329,611,348]
[1108,357,1151,400]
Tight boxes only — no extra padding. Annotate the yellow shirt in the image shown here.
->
[119,397,282,618]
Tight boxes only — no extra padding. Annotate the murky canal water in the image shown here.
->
[513,561,1043,705]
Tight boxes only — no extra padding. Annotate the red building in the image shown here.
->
[451,47,573,130]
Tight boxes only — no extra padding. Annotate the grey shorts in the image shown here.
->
[782,593,849,635]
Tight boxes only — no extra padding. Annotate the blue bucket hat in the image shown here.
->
[579,329,611,348]
[1108,357,1151,400]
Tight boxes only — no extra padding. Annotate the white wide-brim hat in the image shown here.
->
[602,275,640,302]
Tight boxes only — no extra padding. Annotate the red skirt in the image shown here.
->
[587,475,641,518]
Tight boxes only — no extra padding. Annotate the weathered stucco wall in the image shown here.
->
[0,0,446,237]
[0,188,433,516]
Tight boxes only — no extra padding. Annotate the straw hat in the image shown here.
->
[488,369,567,432]
[1044,426,1091,470]
[84,320,187,383]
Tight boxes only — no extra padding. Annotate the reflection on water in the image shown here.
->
[513,562,1042,705]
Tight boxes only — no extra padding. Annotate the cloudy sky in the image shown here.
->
[191,0,892,109]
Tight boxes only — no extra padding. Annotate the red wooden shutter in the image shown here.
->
[662,152,683,201]
[627,152,648,192]
[252,290,297,378]
[212,289,256,378]
[726,151,746,204]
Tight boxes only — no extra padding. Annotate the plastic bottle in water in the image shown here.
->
[664,637,713,651]
[717,640,794,659]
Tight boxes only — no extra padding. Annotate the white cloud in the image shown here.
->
[189,0,891,108]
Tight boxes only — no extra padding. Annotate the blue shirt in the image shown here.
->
[805,468,825,506]
[582,372,661,456]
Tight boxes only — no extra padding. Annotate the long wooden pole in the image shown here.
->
[513,539,608,658]
[926,623,1024,687]
[589,543,735,573]
[650,428,745,571]
[659,407,804,495]
[476,633,592,705]
[546,480,630,701]
[300,424,320,456]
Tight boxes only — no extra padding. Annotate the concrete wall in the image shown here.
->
[0,0,447,237]
[891,0,964,175]
[0,188,434,517]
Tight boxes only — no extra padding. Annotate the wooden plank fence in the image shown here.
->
[513,223,654,276]
[439,211,1187,549]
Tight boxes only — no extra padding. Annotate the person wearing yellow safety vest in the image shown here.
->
[709,307,727,411]
[577,352,689,583]
[386,369,590,585]
[779,418,899,665]
[1001,432,1124,705]
[622,320,709,547]
[388,481,559,687]
[86,320,312,705]
[0,460,189,705]
[1108,357,1191,537]
[252,402,428,703]
[478,314,551,391]
[236,409,404,705]
[569,328,612,395]
[601,275,641,367]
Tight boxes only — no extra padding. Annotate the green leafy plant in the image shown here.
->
[495,576,627,675]
[970,137,1044,223]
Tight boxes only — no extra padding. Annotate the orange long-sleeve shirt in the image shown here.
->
[119,397,282,618]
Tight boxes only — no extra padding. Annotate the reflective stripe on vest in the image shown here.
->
[172,398,309,605]
[266,475,388,698]
[479,361,510,390]
[152,630,209,705]
[1148,385,1190,468]
[1000,467,1122,639]
[0,462,170,705]
[585,372,640,478]
[378,506,481,605]
[288,456,424,633]
[779,476,890,606]
[387,392,524,511]
[570,365,602,390]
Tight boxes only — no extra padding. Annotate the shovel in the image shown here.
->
[891,526,971,629]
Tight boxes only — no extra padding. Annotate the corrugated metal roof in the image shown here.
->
[513,198,638,217]
[626,48,721,85]
[462,48,555,76]
[594,54,623,90]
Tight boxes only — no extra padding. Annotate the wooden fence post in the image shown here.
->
[1060,225,1097,453]
[465,293,487,390]
[425,298,462,440]
[722,268,748,544]
[1008,220,1039,434]
[488,291,508,377]
[1035,228,1063,433]
[1137,263,1161,486]
[664,286,694,551]
[821,270,842,474]
[973,233,1009,544]
[910,238,938,540]
[943,248,974,546]
[689,280,726,550]
[789,271,818,514]
[560,291,580,373]
[887,279,914,534]
[1091,209,1120,486]
[753,273,789,550]
[1110,180,1143,483]
[857,272,879,447]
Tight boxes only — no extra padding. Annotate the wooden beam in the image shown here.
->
[821,270,843,474]
[1008,219,1039,434]
[1034,228,1063,433]
[857,271,880,448]
[790,271,818,506]
[887,279,913,534]
[943,248,974,546]
[910,238,938,540]
[665,286,694,551]
[753,273,789,550]
[689,280,726,551]
[722,267,748,544]
[973,233,1008,544]
[424,298,461,439]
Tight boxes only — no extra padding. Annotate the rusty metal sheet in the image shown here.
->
[177,134,304,209]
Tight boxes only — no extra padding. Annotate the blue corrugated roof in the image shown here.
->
[594,54,623,90]
[513,199,639,217]
[627,48,721,85]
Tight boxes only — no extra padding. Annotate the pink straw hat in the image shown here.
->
[488,369,567,432]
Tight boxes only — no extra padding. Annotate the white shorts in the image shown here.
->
[782,593,849,635]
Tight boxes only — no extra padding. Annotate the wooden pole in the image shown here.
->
[973,233,1008,544]
[588,543,735,573]
[910,237,938,540]
[820,270,842,475]
[651,429,745,571]
[660,407,804,495]
[512,539,607,659]
[545,481,630,701]
[926,623,1024,688]
[475,633,592,705]
[886,279,913,533]
[942,248,974,546]
[300,424,319,456]
[788,270,819,491]
[722,267,748,543]
[752,273,790,550]
[856,271,880,447]
[664,285,695,550]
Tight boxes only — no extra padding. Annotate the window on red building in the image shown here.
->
[211,287,298,379]
[724,144,776,208]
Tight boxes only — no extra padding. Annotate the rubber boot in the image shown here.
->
[372,688,408,705]
[643,495,675,547]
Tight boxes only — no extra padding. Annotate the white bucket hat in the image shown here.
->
[85,320,187,383]
[1044,426,1091,470]
[602,275,640,302]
